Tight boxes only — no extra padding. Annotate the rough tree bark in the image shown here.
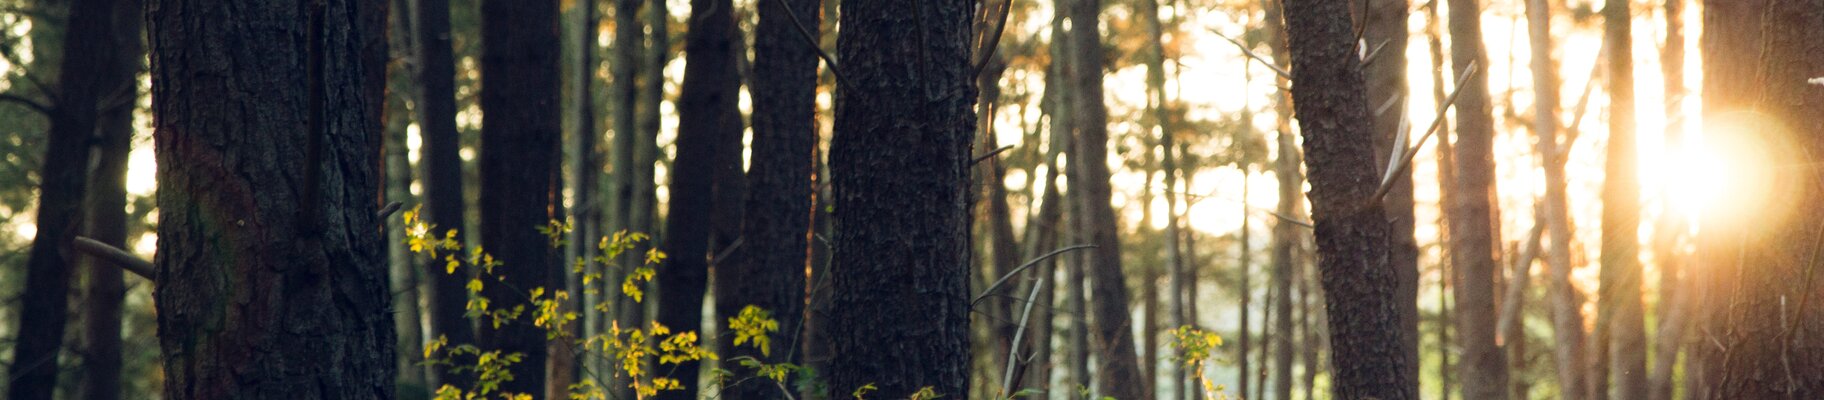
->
[1064,0,1149,395]
[1362,0,1420,393]
[5,0,138,395]
[825,0,976,395]
[477,0,560,394]
[75,1,142,398]
[1280,0,1416,398]
[1600,0,1647,399]
[1697,0,1824,398]
[1444,0,1511,397]
[147,0,395,397]
[715,0,818,394]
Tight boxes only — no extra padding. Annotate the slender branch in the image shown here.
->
[970,0,1015,77]
[375,201,404,219]
[1361,39,1392,67]
[999,273,1046,396]
[770,0,850,88]
[706,236,745,269]
[1209,28,1291,80]
[970,244,1094,309]
[971,145,1015,166]
[74,236,154,280]
[1370,60,1478,205]
[0,93,50,115]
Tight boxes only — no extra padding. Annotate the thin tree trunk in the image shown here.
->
[1600,1,1648,399]
[825,0,976,394]
[1064,0,1148,394]
[477,0,561,394]
[1646,2,1686,399]
[1521,0,1590,398]
[148,0,395,396]
[1279,0,1416,398]
[1425,2,1455,398]
[1257,274,1277,400]
[385,0,429,390]
[1503,217,1545,400]
[5,0,133,393]
[76,2,141,398]
[716,0,818,395]
[1444,0,1511,397]
[1362,1,1420,392]
[414,0,473,390]
[1262,2,1298,398]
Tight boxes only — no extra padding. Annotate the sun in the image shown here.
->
[1668,111,1798,233]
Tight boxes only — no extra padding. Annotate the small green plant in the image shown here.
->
[1171,325,1232,400]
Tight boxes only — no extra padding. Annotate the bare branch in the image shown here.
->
[971,145,1015,166]
[770,0,850,88]
[375,201,404,219]
[971,244,1095,309]
[0,93,50,115]
[999,273,1046,395]
[74,236,154,281]
[1371,61,1478,205]
[1209,28,1291,80]
[970,0,1014,77]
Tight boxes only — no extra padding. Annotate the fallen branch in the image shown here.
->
[74,236,154,280]
[1370,61,1478,205]
[970,244,1094,309]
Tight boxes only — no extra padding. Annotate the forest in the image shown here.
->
[0,0,1820,398]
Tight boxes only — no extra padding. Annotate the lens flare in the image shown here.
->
[1680,111,1800,234]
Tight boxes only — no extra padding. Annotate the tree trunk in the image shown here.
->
[1264,2,1300,399]
[75,2,141,399]
[1522,0,1590,398]
[1600,1,1648,399]
[413,0,475,390]
[385,0,429,391]
[1279,0,1416,399]
[1646,2,1686,399]
[657,0,745,393]
[1697,0,1824,398]
[715,0,818,393]
[6,0,138,394]
[1363,1,1420,392]
[1064,0,1148,395]
[477,0,560,394]
[976,53,1028,392]
[1425,1,1455,396]
[1444,0,1511,397]
[148,0,395,396]
[564,0,604,392]
[1135,0,1182,394]
[825,0,976,394]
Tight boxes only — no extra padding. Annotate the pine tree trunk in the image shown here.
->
[75,2,141,398]
[1600,1,1648,399]
[1697,0,1824,398]
[147,0,395,396]
[1279,0,1417,398]
[825,0,976,394]
[1522,0,1591,398]
[1363,1,1420,391]
[1646,2,1686,399]
[412,0,475,390]
[477,0,560,394]
[1425,3,1455,398]
[1444,0,1511,397]
[5,0,137,394]
[715,0,818,394]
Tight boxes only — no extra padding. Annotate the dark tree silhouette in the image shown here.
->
[477,0,560,394]
[825,0,976,394]
[74,1,143,398]
[146,0,394,396]
[414,0,475,389]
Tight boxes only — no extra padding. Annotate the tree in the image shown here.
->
[6,0,144,397]
[1278,0,1416,398]
[146,0,393,396]
[657,0,745,393]
[75,1,142,398]
[1444,0,1510,397]
[1598,0,1646,399]
[413,0,474,390]
[1647,2,1688,399]
[825,0,976,394]
[1696,0,1824,398]
[715,0,819,395]
[1063,0,1148,394]
[1524,0,1589,398]
[477,0,560,394]
[1362,1,1419,392]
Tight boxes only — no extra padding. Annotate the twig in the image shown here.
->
[769,0,850,88]
[1361,39,1392,67]
[999,273,1046,396]
[74,236,154,280]
[970,0,1014,77]
[0,93,50,115]
[706,236,745,269]
[1370,61,1478,205]
[375,201,404,219]
[970,244,1094,309]
[1209,28,1291,80]
[971,145,1015,166]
